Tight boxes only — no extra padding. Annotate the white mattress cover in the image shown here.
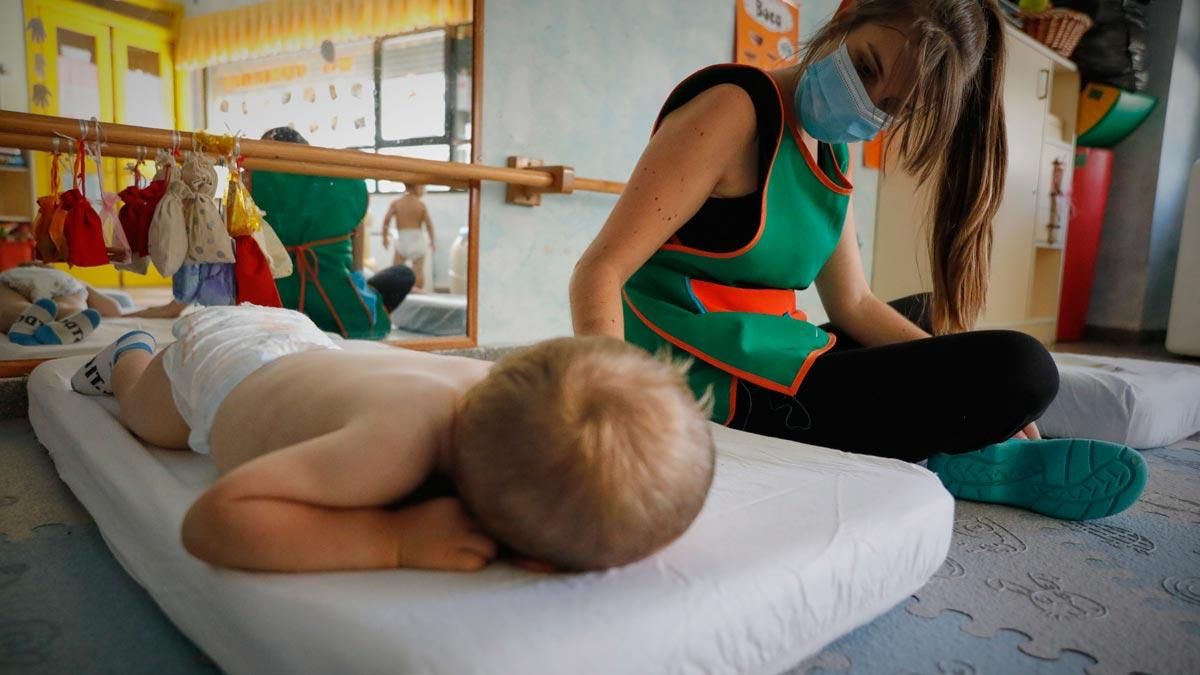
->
[0,316,180,361]
[1043,353,1200,449]
[390,293,467,336]
[28,356,953,675]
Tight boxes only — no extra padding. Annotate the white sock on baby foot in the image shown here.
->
[8,299,57,345]
[35,309,101,345]
[70,330,158,396]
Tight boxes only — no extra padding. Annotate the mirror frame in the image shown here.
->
[382,0,483,352]
[0,0,484,377]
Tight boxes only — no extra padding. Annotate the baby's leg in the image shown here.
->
[411,257,426,291]
[34,293,100,345]
[0,286,57,344]
[0,285,32,332]
[111,348,190,450]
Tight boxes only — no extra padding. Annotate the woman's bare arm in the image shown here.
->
[570,84,760,338]
[815,203,928,347]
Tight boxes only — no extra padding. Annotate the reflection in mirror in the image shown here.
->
[203,20,475,344]
[0,11,474,364]
[366,181,471,341]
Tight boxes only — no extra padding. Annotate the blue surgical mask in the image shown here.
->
[796,43,892,144]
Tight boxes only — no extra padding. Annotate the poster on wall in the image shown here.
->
[734,0,800,67]
[206,40,376,148]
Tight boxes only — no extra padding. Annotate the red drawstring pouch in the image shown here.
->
[60,189,108,267]
[234,235,282,307]
[117,159,168,258]
[32,151,67,262]
[60,142,108,268]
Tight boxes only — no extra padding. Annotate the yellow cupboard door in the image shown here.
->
[26,2,122,287]
[112,32,176,191]
[25,1,117,199]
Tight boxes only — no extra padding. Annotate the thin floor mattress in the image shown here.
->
[0,316,180,361]
[28,356,953,675]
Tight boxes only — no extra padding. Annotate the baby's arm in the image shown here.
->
[126,300,188,319]
[181,421,496,572]
[423,207,436,250]
[84,287,123,317]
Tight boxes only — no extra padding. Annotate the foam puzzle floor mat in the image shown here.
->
[5,415,1199,675]
[795,435,1200,675]
[0,420,215,674]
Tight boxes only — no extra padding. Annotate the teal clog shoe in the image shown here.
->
[927,438,1148,521]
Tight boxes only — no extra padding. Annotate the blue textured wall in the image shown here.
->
[477,0,875,343]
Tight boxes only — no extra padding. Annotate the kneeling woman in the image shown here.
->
[570,0,1146,520]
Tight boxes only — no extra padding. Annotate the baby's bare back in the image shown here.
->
[207,349,491,473]
[389,196,426,231]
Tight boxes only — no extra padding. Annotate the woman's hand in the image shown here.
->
[1013,422,1042,440]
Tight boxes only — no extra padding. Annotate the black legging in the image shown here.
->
[728,294,1060,463]
[367,265,417,313]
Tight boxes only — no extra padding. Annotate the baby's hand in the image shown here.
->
[392,497,497,572]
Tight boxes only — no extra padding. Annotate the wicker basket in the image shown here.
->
[1022,8,1093,58]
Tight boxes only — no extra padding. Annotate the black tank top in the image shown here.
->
[653,66,783,253]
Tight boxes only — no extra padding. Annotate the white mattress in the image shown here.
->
[28,356,953,675]
[1042,353,1200,449]
[0,316,180,361]
[390,293,467,336]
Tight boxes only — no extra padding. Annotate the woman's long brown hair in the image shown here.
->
[799,0,1008,334]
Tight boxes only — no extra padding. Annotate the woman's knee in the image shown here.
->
[977,330,1059,416]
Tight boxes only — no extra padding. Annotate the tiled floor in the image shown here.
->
[1052,340,1197,364]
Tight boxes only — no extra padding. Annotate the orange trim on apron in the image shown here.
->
[783,94,854,195]
[724,376,739,426]
[622,288,836,397]
[688,278,808,321]
[286,231,372,339]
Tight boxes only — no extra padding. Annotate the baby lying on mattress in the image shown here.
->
[71,305,716,573]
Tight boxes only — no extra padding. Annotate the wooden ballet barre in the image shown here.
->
[0,111,625,203]
[0,132,469,189]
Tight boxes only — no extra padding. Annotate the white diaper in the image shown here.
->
[161,305,341,454]
[392,228,427,262]
[0,267,87,302]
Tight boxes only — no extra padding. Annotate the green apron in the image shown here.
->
[623,65,853,423]
[252,171,390,340]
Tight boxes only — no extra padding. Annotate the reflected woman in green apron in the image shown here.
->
[252,128,391,340]
[571,0,1147,521]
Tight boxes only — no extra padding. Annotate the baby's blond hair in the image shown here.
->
[452,336,715,571]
